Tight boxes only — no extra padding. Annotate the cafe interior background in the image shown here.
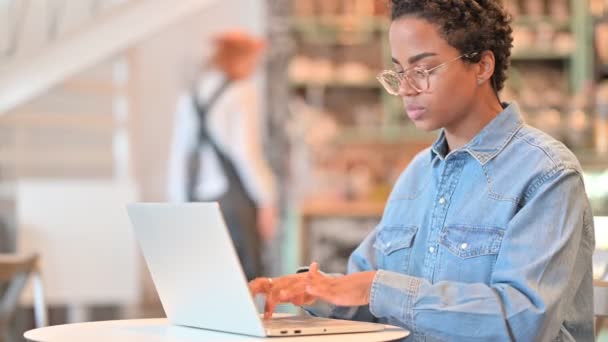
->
[1,0,608,340]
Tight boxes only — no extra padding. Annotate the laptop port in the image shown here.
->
[280,330,288,334]
[294,330,302,334]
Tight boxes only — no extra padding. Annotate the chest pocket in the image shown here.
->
[440,225,503,258]
[373,225,418,272]
[437,225,504,283]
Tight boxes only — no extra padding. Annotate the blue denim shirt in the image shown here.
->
[313,103,595,341]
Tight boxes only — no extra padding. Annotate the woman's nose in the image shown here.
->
[397,78,420,97]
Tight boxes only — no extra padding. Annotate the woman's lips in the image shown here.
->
[406,105,426,120]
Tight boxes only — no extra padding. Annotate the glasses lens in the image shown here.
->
[405,68,428,92]
[377,71,401,95]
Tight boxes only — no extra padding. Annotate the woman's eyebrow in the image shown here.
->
[391,52,438,66]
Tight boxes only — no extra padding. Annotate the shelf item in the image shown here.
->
[590,0,608,18]
[292,0,386,18]
[511,51,573,61]
[334,125,436,145]
[288,56,379,88]
[300,199,385,217]
[290,16,386,45]
[513,16,571,30]
[290,16,388,32]
[505,0,571,21]
[290,79,380,89]
[511,28,575,58]
[597,22,608,66]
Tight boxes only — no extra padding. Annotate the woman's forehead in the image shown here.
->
[389,17,452,62]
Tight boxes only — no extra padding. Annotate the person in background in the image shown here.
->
[168,31,276,280]
[249,1,595,340]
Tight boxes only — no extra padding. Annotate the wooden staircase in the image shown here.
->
[0,0,218,180]
[0,0,218,114]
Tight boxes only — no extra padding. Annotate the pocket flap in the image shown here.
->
[374,225,418,255]
[440,225,504,258]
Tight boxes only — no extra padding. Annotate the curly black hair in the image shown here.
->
[390,0,513,92]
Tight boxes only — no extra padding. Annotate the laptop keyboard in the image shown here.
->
[263,316,354,328]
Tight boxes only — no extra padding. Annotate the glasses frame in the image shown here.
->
[376,52,479,95]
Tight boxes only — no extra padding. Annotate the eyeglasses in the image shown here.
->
[376,52,479,96]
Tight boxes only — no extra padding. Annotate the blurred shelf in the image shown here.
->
[513,16,571,30]
[334,125,437,145]
[290,16,388,32]
[511,51,572,61]
[300,198,385,217]
[575,148,608,171]
[289,16,387,45]
[290,78,380,89]
[291,15,573,32]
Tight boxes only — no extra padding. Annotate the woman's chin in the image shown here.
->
[411,119,439,132]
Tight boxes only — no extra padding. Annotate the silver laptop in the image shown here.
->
[126,202,386,337]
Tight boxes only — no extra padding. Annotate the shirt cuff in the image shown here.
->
[369,269,420,327]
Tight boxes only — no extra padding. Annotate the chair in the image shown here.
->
[0,254,47,342]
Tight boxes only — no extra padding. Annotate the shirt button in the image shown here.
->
[460,243,468,250]
[439,197,446,204]
[429,246,435,253]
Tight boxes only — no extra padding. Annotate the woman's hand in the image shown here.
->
[249,272,317,319]
[305,262,376,307]
[249,262,377,319]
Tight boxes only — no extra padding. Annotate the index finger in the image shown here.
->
[264,295,277,320]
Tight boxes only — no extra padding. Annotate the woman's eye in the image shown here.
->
[424,65,441,73]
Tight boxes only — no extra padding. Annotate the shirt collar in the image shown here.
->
[430,102,524,165]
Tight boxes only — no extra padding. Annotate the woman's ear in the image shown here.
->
[476,51,496,86]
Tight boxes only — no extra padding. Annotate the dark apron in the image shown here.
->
[187,85,261,280]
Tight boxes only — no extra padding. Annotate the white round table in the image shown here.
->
[25,318,410,341]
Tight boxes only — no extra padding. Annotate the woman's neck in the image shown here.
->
[444,92,504,152]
